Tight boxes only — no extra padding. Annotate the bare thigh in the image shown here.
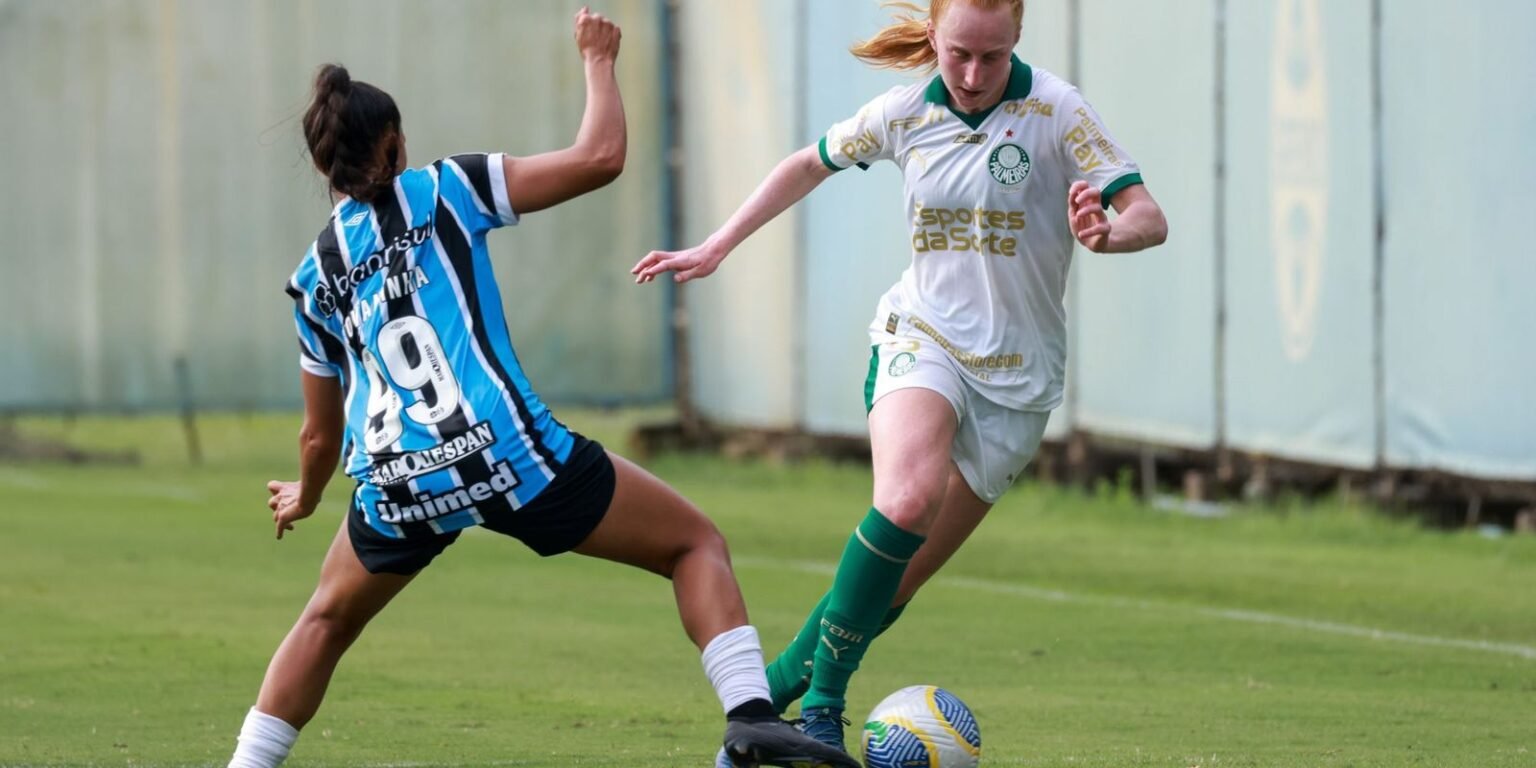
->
[305,518,416,627]
[869,387,960,534]
[570,452,728,577]
[568,452,745,647]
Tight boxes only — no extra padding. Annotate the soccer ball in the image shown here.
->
[861,685,982,768]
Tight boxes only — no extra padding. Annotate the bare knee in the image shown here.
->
[294,596,369,651]
[656,516,729,580]
[873,483,944,534]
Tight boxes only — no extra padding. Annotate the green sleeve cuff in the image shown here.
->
[817,136,845,173]
[1101,172,1144,208]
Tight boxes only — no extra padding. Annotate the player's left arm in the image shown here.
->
[1068,180,1168,254]
[268,371,345,539]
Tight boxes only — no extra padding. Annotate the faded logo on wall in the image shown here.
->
[1271,0,1328,362]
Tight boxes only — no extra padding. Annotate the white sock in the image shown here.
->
[228,707,299,768]
[701,624,773,714]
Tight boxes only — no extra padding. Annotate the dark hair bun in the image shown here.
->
[315,63,352,98]
[301,62,402,203]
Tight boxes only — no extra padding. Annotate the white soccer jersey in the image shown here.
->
[820,57,1143,411]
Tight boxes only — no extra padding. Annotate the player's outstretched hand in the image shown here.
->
[1068,180,1111,252]
[632,242,726,284]
[574,6,621,63]
[267,480,315,540]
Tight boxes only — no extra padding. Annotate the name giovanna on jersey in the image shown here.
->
[312,223,433,317]
[911,206,1028,257]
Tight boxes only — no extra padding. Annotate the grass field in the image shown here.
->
[2,410,1533,767]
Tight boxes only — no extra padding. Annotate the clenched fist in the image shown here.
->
[574,6,621,63]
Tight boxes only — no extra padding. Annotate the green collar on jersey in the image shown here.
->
[924,54,1033,130]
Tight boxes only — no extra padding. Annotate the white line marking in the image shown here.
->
[736,557,1536,661]
[0,471,205,504]
[0,468,53,490]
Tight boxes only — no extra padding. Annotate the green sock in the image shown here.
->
[766,593,829,712]
[767,595,911,712]
[801,508,925,712]
[761,592,903,712]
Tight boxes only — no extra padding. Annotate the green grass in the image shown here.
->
[2,410,1533,767]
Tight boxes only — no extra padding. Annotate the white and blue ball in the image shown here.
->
[861,685,981,768]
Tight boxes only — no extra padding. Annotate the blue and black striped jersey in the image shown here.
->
[287,154,574,538]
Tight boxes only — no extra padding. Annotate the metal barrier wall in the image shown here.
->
[682,0,1534,483]
[0,0,669,411]
[5,1,1532,481]
[676,1,802,429]
[1379,1,1536,479]
[1223,0,1376,469]
[1072,0,1219,449]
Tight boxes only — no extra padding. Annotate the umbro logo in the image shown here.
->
[344,210,369,226]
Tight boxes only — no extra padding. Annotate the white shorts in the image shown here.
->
[865,335,1051,504]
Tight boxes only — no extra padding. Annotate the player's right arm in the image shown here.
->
[632,89,896,284]
[499,7,626,215]
[631,145,833,284]
[268,371,345,539]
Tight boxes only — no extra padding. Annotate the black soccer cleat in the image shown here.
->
[721,715,861,768]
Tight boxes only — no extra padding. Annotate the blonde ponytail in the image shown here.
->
[850,2,936,71]
[850,0,1025,72]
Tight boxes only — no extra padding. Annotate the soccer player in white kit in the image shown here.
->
[633,0,1167,755]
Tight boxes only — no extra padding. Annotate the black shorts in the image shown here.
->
[347,434,616,575]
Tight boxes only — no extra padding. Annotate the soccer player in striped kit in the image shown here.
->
[632,0,1168,756]
[225,9,855,768]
